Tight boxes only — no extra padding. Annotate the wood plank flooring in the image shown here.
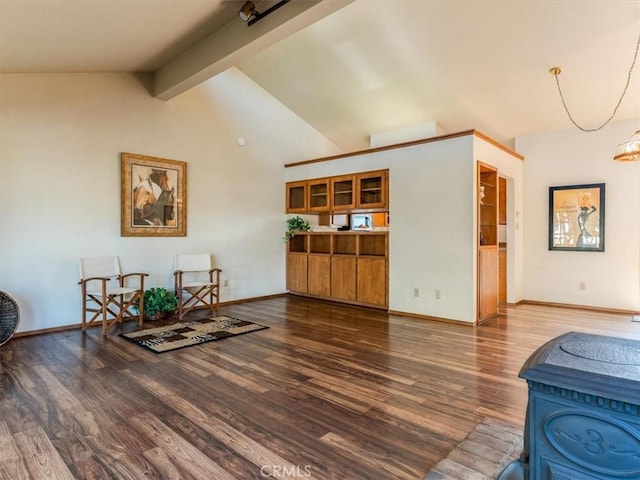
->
[1,296,639,480]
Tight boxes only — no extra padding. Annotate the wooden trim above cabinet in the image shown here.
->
[285,129,523,168]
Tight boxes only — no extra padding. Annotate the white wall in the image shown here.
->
[517,117,640,310]
[389,138,474,322]
[0,68,340,333]
[286,133,524,323]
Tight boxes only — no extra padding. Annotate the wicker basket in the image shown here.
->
[0,292,20,346]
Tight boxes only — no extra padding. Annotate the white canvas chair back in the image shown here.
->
[79,256,121,292]
[175,253,211,272]
[80,256,121,278]
[175,254,211,284]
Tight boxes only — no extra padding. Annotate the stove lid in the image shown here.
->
[519,331,640,403]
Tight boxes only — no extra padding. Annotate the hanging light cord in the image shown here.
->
[551,30,640,132]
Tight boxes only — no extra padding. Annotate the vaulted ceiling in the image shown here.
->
[1,0,639,151]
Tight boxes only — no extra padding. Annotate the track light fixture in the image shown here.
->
[238,0,290,26]
[238,1,256,22]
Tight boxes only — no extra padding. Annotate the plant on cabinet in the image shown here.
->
[284,216,312,242]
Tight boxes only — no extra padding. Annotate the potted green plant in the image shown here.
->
[135,287,179,321]
[285,216,312,242]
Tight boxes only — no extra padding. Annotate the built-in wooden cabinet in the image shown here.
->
[478,161,499,323]
[286,170,388,214]
[286,232,388,308]
[285,171,388,309]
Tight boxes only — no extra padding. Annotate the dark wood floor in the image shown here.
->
[1,296,639,480]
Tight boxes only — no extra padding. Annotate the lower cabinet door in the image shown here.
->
[286,254,308,293]
[308,255,331,297]
[357,257,387,306]
[331,256,356,301]
[478,247,498,321]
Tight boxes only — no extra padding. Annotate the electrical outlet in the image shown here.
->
[435,290,441,300]
[224,279,229,287]
[579,282,586,291]
[413,288,420,298]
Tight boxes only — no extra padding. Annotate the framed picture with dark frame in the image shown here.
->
[121,152,187,237]
[549,183,605,252]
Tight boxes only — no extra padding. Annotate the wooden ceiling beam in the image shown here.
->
[153,0,354,101]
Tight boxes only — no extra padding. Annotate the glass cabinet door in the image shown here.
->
[357,171,387,209]
[331,175,355,210]
[308,179,330,211]
[286,181,307,213]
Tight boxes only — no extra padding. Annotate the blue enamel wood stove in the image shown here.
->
[502,331,640,479]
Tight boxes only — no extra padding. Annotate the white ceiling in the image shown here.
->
[1,0,639,151]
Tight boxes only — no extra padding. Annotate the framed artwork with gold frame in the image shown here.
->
[549,183,604,251]
[121,152,187,237]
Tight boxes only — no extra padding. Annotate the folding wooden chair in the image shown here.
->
[174,254,221,320]
[79,256,148,335]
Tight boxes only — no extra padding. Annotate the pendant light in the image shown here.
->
[614,130,640,162]
[549,30,640,161]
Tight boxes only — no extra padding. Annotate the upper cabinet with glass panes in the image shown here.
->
[286,170,388,214]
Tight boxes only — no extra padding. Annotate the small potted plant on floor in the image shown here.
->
[136,287,179,321]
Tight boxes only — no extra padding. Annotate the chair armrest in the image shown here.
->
[78,276,111,285]
[120,272,149,280]
[119,272,148,289]
[208,268,222,284]
[79,276,110,297]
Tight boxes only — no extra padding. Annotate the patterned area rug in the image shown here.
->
[423,417,524,480]
[120,316,268,353]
